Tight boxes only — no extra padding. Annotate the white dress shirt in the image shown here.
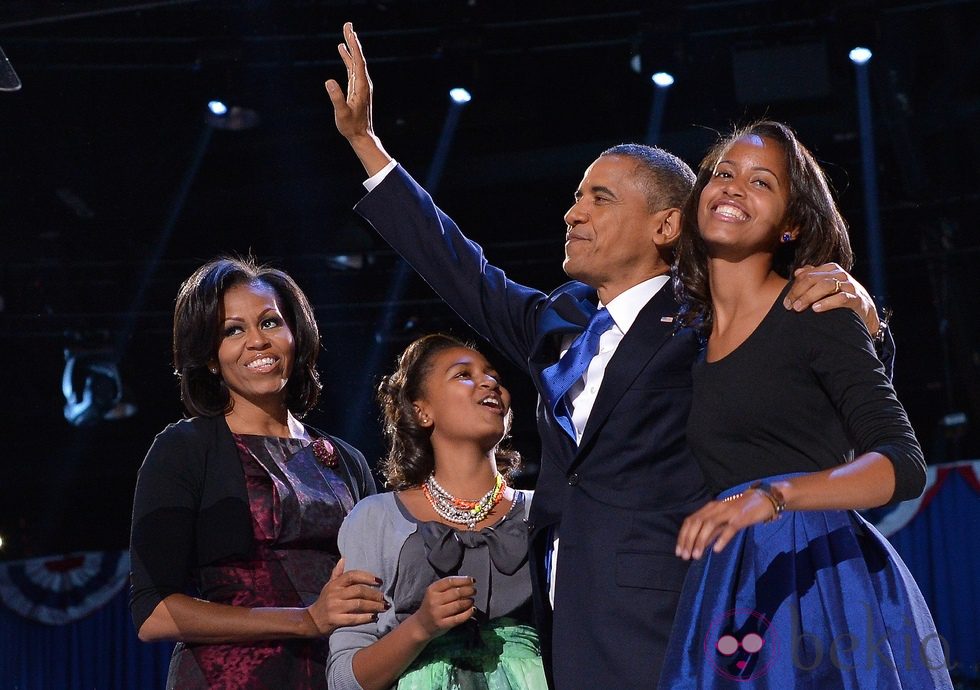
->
[364,159,398,191]
[548,276,669,605]
[565,276,670,443]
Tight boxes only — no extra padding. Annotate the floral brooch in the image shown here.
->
[311,437,339,468]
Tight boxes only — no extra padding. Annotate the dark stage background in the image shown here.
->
[0,0,977,571]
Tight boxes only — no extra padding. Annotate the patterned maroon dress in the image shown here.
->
[166,434,354,689]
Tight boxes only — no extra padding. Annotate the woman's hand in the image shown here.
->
[405,576,476,642]
[676,491,776,560]
[305,558,387,636]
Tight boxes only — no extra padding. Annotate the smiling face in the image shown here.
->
[413,346,512,453]
[562,155,672,301]
[697,134,794,258]
[215,280,295,411]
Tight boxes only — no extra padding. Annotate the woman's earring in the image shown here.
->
[781,232,793,243]
[209,366,218,375]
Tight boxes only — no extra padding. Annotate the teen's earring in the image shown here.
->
[209,366,219,375]
[780,232,793,243]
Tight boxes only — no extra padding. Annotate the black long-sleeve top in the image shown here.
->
[687,285,925,504]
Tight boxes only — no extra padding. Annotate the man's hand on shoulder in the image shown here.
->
[784,263,881,335]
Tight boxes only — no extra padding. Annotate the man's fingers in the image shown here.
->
[324,79,346,110]
[786,264,844,306]
[337,42,353,72]
[787,278,849,311]
[346,23,366,65]
[812,291,857,313]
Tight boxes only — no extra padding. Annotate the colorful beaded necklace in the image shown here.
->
[422,472,506,530]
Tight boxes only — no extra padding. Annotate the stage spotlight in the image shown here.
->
[1,44,22,91]
[325,253,370,271]
[62,348,137,427]
[449,87,472,104]
[645,72,674,146]
[849,47,872,65]
[849,43,886,302]
[205,101,260,131]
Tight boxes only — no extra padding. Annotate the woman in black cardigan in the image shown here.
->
[130,256,385,688]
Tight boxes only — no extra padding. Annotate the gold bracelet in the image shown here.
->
[749,481,786,522]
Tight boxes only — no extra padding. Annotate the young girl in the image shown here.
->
[327,334,548,690]
[664,121,952,688]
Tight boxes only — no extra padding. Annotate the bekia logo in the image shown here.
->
[704,603,952,681]
[705,608,777,681]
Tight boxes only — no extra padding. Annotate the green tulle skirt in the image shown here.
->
[396,618,548,690]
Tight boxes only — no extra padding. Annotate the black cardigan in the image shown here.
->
[128,414,375,631]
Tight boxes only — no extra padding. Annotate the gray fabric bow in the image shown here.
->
[420,517,527,577]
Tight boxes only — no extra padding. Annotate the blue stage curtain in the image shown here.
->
[0,583,172,689]
[875,461,980,682]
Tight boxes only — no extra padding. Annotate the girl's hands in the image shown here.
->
[406,576,476,642]
[676,491,777,560]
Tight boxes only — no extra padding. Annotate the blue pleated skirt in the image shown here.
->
[660,475,953,689]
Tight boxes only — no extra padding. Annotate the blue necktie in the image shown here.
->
[541,307,615,439]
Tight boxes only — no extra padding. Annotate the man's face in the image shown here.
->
[562,155,668,300]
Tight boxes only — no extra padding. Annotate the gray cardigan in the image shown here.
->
[326,490,533,690]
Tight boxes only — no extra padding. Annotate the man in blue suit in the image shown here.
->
[325,23,885,689]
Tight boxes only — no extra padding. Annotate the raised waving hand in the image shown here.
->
[324,22,392,176]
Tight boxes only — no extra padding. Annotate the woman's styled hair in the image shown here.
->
[376,333,521,489]
[172,256,322,417]
[675,120,854,331]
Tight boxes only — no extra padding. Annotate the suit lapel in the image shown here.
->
[575,286,680,453]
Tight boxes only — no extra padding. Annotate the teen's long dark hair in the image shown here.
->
[675,120,854,332]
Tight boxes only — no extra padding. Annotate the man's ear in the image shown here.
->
[652,208,682,248]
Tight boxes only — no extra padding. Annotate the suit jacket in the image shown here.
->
[357,166,709,689]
